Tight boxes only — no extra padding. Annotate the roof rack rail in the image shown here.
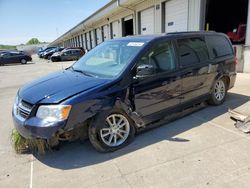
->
[165,31,216,35]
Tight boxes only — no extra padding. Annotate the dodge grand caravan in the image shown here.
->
[12,32,236,152]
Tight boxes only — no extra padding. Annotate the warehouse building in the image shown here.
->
[50,0,250,72]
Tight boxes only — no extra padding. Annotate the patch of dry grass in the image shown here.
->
[11,129,48,154]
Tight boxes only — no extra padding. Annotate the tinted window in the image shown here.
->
[138,41,176,73]
[10,53,21,56]
[177,37,209,66]
[206,35,233,59]
[2,53,10,57]
[72,50,81,54]
[64,51,71,55]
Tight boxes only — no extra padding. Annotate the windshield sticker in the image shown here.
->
[127,42,145,47]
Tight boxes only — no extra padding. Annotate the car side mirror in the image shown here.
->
[135,64,155,79]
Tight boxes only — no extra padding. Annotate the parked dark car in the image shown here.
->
[0,51,32,65]
[38,47,57,58]
[12,32,236,152]
[43,47,64,59]
[50,48,84,62]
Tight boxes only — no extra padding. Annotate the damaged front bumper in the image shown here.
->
[12,110,66,139]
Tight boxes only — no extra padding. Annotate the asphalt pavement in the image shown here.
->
[1,56,250,188]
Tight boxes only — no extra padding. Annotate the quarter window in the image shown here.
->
[177,37,209,66]
[205,35,233,59]
[138,41,176,73]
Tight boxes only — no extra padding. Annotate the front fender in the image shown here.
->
[64,88,145,131]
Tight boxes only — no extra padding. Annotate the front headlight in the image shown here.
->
[15,95,20,105]
[36,105,71,122]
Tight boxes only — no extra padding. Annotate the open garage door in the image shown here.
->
[96,28,103,45]
[165,0,188,32]
[122,15,134,36]
[139,7,155,35]
[103,25,110,41]
[205,0,248,44]
[111,20,121,39]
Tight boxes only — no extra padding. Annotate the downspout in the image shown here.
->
[117,0,137,34]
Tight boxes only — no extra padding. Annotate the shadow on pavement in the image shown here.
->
[2,62,35,66]
[35,92,250,170]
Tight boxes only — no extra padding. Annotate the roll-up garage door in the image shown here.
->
[103,25,110,41]
[140,7,155,35]
[81,34,86,49]
[165,0,188,32]
[91,30,96,48]
[111,20,120,39]
[96,28,102,45]
[86,32,91,50]
[82,34,86,49]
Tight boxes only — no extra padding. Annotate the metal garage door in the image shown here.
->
[91,30,96,48]
[82,34,87,49]
[86,32,91,50]
[140,7,155,35]
[111,20,120,39]
[103,25,110,41]
[81,34,86,49]
[96,28,102,45]
[165,0,188,32]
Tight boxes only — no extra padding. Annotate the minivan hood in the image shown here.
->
[19,70,110,104]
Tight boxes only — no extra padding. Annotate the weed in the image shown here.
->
[11,129,47,154]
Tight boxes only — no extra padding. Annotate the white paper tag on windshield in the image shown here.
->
[127,42,144,47]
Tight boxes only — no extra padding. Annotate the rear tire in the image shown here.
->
[20,59,27,64]
[208,78,227,105]
[88,109,135,152]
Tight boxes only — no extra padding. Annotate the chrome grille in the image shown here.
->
[14,99,33,121]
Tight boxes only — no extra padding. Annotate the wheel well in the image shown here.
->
[222,75,230,89]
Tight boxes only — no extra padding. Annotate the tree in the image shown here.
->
[26,38,41,45]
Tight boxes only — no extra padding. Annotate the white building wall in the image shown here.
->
[55,0,203,49]
[243,0,250,73]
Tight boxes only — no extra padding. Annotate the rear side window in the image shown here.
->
[205,35,233,59]
[177,37,209,67]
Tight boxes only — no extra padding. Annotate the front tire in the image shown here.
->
[88,109,135,152]
[208,78,227,105]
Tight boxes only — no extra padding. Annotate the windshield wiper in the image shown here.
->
[70,67,97,78]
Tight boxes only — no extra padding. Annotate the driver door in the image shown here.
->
[132,41,182,122]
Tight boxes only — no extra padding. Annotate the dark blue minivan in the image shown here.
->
[13,32,236,152]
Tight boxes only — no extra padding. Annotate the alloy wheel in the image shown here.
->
[100,114,130,147]
[214,80,226,101]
